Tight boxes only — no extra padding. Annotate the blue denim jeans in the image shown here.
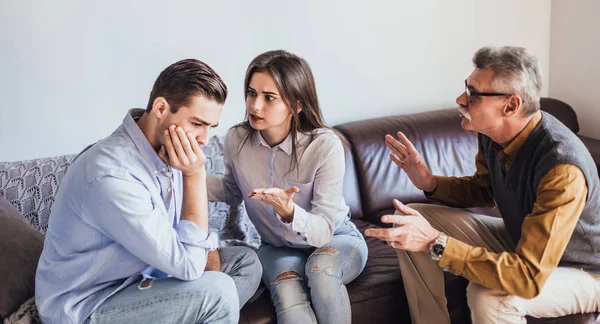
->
[257,219,368,324]
[83,246,262,324]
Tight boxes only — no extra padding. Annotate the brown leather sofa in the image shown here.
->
[239,98,600,324]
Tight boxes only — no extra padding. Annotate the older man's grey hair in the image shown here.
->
[473,46,542,117]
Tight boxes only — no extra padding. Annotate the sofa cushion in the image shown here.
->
[0,195,44,318]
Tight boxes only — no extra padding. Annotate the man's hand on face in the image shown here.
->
[364,199,440,252]
[385,131,437,192]
[159,124,207,177]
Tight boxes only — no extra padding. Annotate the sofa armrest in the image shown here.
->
[579,135,600,176]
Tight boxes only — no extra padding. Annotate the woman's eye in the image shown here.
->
[265,95,275,101]
[246,90,256,97]
[193,123,202,127]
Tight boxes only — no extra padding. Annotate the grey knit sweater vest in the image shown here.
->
[481,112,600,273]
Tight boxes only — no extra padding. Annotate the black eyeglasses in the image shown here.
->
[464,80,511,103]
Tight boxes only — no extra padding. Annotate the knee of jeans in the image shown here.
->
[272,271,302,285]
[306,246,338,277]
[241,249,263,278]
[207,272,239,310]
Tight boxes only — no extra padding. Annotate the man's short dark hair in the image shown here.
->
[146,59,228,113]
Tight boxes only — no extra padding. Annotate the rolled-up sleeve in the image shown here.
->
[82,175,214,281]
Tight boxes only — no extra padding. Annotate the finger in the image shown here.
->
[364,227,405,241]
[391,239,410,250]
[249,188,266,197]
[164,129,177,162]
[284,186,300,196]
[396,131,419,156]
[158,145,168,163]
[385,135,409,158]
[171,127,190,164]
[380,215,409,226]
[263,188,280,195]
[389,153,406,169]
[385,141,405,159]
[393,199,420,216]
[180,131,197,159]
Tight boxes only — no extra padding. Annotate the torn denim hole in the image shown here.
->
[313,246,338,256]
[137,278,153,290]
[273,271,301,283]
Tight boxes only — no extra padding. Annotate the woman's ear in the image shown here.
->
[296,101,302,114]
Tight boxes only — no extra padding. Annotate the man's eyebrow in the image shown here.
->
[466,83,479,92]
[465,80,481,92]
[191,116,218,127]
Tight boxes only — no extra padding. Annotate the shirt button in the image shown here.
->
[167,187,172,192]
[153,170,158,174]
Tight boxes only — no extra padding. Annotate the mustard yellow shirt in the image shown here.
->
[431,112,588,298]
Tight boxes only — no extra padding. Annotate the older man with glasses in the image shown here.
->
[366,46,600,324]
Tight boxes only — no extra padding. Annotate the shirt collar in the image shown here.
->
[123,108,169,172]
[252,131,294,155]
[500,111,542,160]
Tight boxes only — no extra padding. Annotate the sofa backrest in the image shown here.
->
[335,109,478,224]
[540,97,579,133]
[0,155,74,233]
[335,97,583,225]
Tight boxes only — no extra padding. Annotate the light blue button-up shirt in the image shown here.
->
[207,127,350,248]
[35,109,218,324]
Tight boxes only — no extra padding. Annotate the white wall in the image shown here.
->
[0,0,551,162]
[549,0,600,140]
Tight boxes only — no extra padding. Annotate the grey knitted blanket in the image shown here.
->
[3,298,40,324]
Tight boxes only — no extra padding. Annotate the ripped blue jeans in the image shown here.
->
[257,219,368,324]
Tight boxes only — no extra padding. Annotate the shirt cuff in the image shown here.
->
[177,220,220,251]
[438,236,470,276]
[276,204,311,242]
[426,176,455,201]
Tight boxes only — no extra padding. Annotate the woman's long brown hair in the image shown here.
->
[234,50,348,175]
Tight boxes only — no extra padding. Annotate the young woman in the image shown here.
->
[208,50,368,324]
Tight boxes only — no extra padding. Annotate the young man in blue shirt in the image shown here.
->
[36,59,262,324]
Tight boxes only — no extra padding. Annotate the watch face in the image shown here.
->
[432,243,444,256]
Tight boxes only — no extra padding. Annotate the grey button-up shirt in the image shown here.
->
[208,126,350,248]
[36,109,218,324]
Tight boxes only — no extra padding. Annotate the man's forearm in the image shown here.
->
[181,169,209,231]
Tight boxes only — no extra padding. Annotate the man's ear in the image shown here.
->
[152,97,170,119]
[504,95,522,118]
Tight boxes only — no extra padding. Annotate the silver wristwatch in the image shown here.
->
[429,232,448,261]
